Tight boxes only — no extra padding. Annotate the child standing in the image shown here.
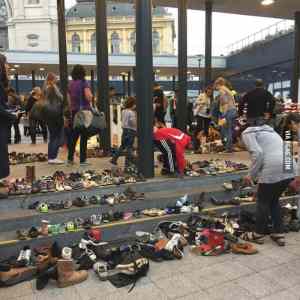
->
[111,97,137,166]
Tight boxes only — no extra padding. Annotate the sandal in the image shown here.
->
[240,232,265,244]
[270,234,285,246]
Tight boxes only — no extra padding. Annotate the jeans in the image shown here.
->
[256,178,293,235]
[8,120,21,143]
[112,128,136,165]
[48,125,64,160]
[67,128,88,163]
[220,108,237,151]
[29,118,48,144]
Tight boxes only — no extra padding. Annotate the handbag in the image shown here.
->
[73,81,93,131]
[73,81,106,136]
[30,100,45,121]
[43,86,63,123]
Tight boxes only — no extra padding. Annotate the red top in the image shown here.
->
[154,128,191,174]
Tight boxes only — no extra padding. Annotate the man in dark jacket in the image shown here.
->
[239,79,275,125]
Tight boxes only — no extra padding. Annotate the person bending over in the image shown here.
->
[153,124,191,177]
[241,124,295,246]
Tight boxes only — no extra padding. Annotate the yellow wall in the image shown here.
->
[66,16,175,55]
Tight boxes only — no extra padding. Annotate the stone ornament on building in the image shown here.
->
[27,34,39,47]
[66,0,175,55]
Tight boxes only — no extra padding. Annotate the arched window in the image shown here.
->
[129,31,136,54]
[90,32,96,53]
[111,32,120,54]
[152,30,160,54]
[71,33,81,53]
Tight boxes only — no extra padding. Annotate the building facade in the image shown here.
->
[7,0,58,52]
[66,0,175,55]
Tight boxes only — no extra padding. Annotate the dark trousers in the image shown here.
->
[48,125,64,160]
[112,128,136,166]
[256,178,293,235]
[155,139,177,173]
[67,128,88,163]
[29,118,48,144]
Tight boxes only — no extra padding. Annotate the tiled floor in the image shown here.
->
[2,232,300,300]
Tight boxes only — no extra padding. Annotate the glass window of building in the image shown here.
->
[72,33,81,53]
[152,30,160,54]
[111,32,120,54]
[129,31,136,54]
[91,32,96,53]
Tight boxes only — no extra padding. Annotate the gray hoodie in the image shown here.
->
[242,125,295,184]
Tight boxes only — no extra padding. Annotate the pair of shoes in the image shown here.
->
[48,159,64,165]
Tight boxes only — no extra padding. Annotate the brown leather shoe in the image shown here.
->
[0,266,36,286]
[57,259,88,288]
[231,243,258,255]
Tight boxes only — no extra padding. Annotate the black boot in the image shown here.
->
[36,265,58,290]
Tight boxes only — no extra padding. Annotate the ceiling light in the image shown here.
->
[10,68,16,71]
[261,0,275,6]
[14,64,19,68]
[39,67,45,71]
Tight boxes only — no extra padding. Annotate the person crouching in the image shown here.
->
[153,123,191,177]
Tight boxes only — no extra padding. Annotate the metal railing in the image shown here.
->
[226,20,294,56]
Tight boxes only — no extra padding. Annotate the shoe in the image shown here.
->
[48,159,64,165]
[0,266,36,287]
[80,161,91,167]
[37,203,49,213]
[40,220,49,236]
[28,227,39,238]
[231,243,258,255]
[17,246,31,266]
[57,259,88,288]
[109,158,118,166]
[36,265,58,290]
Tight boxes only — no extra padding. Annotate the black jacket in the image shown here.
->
[0,84,16,179]
[239,88,275,118]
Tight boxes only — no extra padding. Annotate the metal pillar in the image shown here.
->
[205,0,212,87]
[292,11,300,102]
[172,75,176,91]
[56,0,68,101]
[14,73,19,94]
[177,0,188,132]
[122,74,126,96]
[90,70,95,96]
[127,71,131,96]
[31,70,36,89]
[135,0,154,178]
[96,0,111,152]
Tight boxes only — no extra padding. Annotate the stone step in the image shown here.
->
[0,172,247,212]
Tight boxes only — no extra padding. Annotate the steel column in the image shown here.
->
[205,0,212,87]
[96,0,111,152]
[122,74,126,96]
[177,0,188,132]
[56,0,68,101]
[172,75,176,91]
[127,71,131,96]
[14,73,19,94]
[90,69,95,96]
[31,70,36,89]
[292,11,300,102]
[135,0,154,178]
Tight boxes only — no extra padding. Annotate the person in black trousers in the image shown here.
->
[67,65,93,166]
[25,87,48,144]
[7,88,21,144]
[0,55,17,182]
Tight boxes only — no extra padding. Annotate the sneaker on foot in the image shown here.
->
[48,159,64,165]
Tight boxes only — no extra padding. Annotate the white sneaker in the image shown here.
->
[48,159,64,165]
[181,205,192,213]
[165,233,181,252]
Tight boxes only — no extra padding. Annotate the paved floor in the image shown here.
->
[2,232,300,300]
